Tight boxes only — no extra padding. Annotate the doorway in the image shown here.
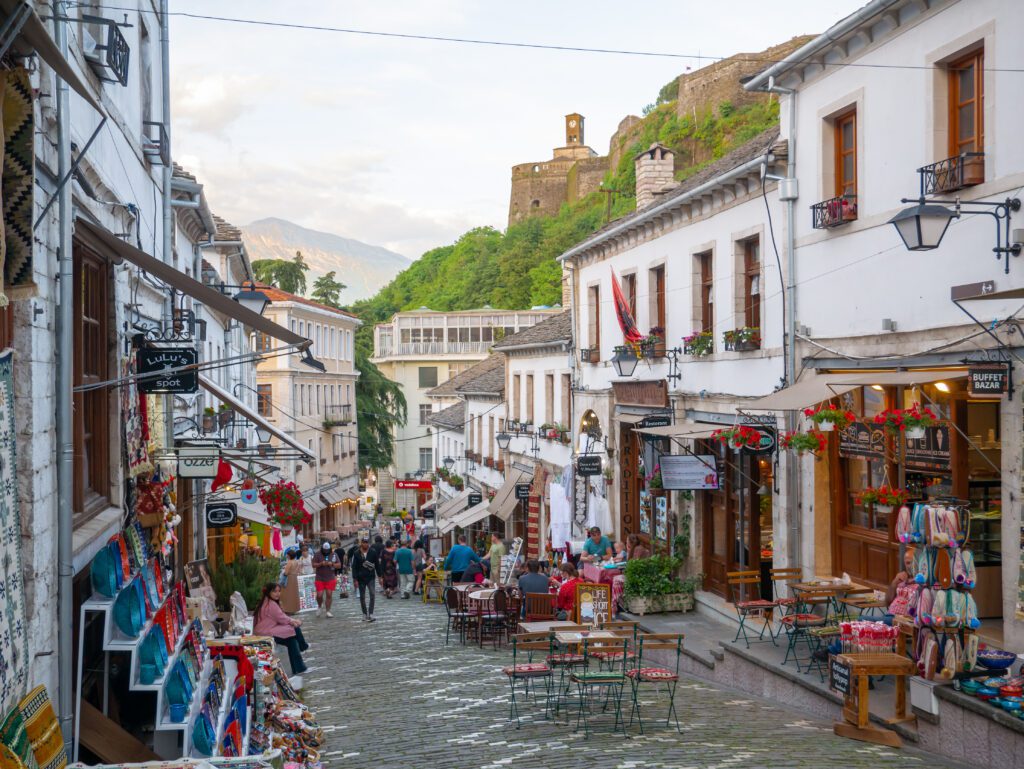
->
[702,445,762,598]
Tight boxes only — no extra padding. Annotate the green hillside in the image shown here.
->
[346,95,780,340]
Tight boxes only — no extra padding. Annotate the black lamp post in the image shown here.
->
[611,346,639,378]
[496,431,512,451]
[232,287,271,316]
[443,456,455,469]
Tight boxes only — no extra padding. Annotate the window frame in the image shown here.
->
[649,265,666,331]
[698,252,713,333]
[949,48,984,156]
[418,403,432,426]
[621,272,637,318]
[587,284,601,352]
[833,108,857,198]
[742,238,761,331]
[417,366,439,388]
[256,384,273,417]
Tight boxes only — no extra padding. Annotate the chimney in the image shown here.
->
[561,267,572,307]
[635,143,675,210]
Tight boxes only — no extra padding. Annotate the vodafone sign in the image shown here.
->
[394,480,433,491]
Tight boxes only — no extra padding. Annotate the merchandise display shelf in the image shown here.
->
[153,650,221,733]
[132,620,192,692]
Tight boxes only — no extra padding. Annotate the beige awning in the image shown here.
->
[747,370,968,411]
[199,375,314,460]
[436,489,470,521]
[0,1,103,112]
[489,470,530,522]
[74,218,321,368]
[321,488,344,506]
[632,421,721,440]
[439,500,491,535]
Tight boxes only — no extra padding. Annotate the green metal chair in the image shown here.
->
[627,633,686,733]
[570,637,630,737]
[503,632,554,728]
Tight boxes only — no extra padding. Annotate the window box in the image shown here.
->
[496,459,505,472]
[580,347,600,364]
[723,327,761,352]
[485,457,494,468]
[918,152,984,196]
[217,407,234,429]
[683,331,713,357]
[811,194,857,229]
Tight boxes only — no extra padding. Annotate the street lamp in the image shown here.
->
[443,456,455,469]
[232,287,271,316]
[887,202,957,251]
[611,346,639,378]
[255,426,272,443]
[495,431,512,451]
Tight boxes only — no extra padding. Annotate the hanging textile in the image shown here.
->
[547,482,572,551]
[121,358,152,479]
[610,267,643,344]
[16,687,65,769]
[0,69,35,304]
[146,393,171,474]
[0,705,36,769]
[0,350,28,716]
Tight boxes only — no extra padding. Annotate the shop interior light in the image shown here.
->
[871,385,885,391]
[934,381,950,393]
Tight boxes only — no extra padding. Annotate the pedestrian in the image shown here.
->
[395,540,414,598]
[380,540,399,598]
[312,542,340,617]
[351,537,379,622]
[298,543,314,575]
[554,562,583,620]
[412,539,427,594]
[280,549,302,614]
[443,534,481,583]
[482,532,507,585]
[253,583,309,687]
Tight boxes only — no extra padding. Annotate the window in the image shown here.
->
[545,374,554,425]
[73,243,110,520]
[257,384,273,417]
[298,384,305,416]
[834,109,856,197]
[561,373,572,427]
[333,434,341,459]
[419,448,433,471]
[316,384,322,415]
[698,251,713,332]
[319,436,324,465]
[621,273,636,318]
[949,49,984,156]
[254,332,273,352]
[743,239,761,330]
[587,285,600,351]
[513,374,522,422]
[419,403,433,425]
[649,265,666,330]
[418,366,438,388]
[526,374,534,425]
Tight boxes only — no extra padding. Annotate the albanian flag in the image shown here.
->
[610,268,644,344]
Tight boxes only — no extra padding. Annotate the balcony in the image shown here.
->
[143,121,170,166]
[82,15,130,86]
[580,347,600,364]
[811,194,857,229]
[375,341,494,358]
[918,152,984,196]
[324,403,353,426]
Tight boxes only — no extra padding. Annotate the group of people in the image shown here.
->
[350,533,437,620]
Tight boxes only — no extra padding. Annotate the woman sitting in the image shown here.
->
[883,547,919,625]
[555,562,583,620]
[461,559,492,586]
[253,582,309,686]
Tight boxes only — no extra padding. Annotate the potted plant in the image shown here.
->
[259,480,310,534]
[781,430,828,457]
[603,465,614,483]
[803,404,856,432]
[711,425,761,451]
[856,485,908,514]
[202,407,215,433]
[496,458,505,472]
[648,326,666,357]
[645,464,664,493]
[874,403,937,438]
[723,326,761,352]
[961,152,984,186]
[683,330,713,357]
[217,403,234,429]
[581,347,600,364]
[621,555,701,615]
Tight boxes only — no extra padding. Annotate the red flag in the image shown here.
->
[610,268,644,344]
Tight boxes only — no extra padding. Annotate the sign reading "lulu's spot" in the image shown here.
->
[136,346,198,394]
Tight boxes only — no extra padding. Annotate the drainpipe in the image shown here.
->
[159,0,176,561]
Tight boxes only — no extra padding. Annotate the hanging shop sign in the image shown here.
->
[659,454,720,490]
[515,483,531,501]
[839,421,886,460]
[205,502,238,529]
[968,364,1009,397]
[467,492,483,506]
[177,444,219,478]
[576,454,603,477]
[612,380,669,408]
[747,427,777,455]
[394,480,433,490]
[905,424,951,470]
[136,346,198,394]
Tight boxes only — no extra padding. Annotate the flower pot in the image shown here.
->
[874,504,893,514]
[653,340,666,358]
[906,426,926,440]
[817,420,834,432]
[202,415,215,432]
[733,340,759,352]
[218,411,232,429]
[962,154,984,186]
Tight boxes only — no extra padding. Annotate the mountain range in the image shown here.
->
[240,218,411,302]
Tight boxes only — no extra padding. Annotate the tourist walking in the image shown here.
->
[312,542,340,617]
[482,532,506,583]
[253,583,309,687]
[280,549,302,614]
[380,540,399,598]
[395,540,414,598]
[298,543,314,575]
[351,538,379,622]
[443,534,481,583]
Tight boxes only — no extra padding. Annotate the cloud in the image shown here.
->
[171,72,265,138]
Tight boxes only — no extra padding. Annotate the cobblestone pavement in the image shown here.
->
[296,593,967,769]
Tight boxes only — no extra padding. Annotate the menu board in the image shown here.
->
[659,454,719,490]
[839,421,886,460]
[575,582,611,626]
[296,574,318,612]
[904,425,951,470]
[639,490,652,534]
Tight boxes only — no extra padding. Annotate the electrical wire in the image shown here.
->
[82,5,1024,72]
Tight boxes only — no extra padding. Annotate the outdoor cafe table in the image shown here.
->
[554,630,619,644]
[519,620,579,633]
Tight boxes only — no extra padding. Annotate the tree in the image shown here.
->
[310,271,346,308]
[252,250,310,295]
[355,341,406,471]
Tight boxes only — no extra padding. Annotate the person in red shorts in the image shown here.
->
[313,542,341,618]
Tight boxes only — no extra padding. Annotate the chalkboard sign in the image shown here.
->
[829,655,851,695]
[205,502,237,529]
[577,454,602,477]
[575,582,611,626]
[468,492,483,506]
[515,483,531,501]
[296,574,318,613]
[136,346,198,394]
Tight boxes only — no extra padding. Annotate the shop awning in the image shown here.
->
[747,370,968,411]
[1,0,103,112]
[74,218,324,370]
[321,488,344,506]
[436,489,470,521]
[438,500,491,535]
[632,421,721,440]
[199,375,314,460]
[489,470,530,522]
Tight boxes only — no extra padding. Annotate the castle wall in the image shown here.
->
[508,160,574,225]
[566,156,609,204]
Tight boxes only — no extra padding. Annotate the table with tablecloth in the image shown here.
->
[581,562,626,614]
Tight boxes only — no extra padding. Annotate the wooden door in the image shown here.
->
[702,484,729,597]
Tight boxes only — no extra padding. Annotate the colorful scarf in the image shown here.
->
[121,358,152,479]
[0,69,35,304]
[0,706,36,769]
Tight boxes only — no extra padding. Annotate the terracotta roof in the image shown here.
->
[172,163,197,183]
[455,359,505,396]
[213,215,243,242]
[493,311,571,350]
[254,282,359,319]
[427,353,504,397]
[427,401,465,431]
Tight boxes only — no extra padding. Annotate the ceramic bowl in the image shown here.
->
[1000,698,1022,712]
[978,649,1017,669]
[1000,685,1024,698]
[960,679,983,695]
[977,686,999,701]
[984,677,1009,689]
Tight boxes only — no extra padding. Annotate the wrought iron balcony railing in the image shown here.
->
[82,15,130,86]
[918,152,984,196]
[811,194,857,229]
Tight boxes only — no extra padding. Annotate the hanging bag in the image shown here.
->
[914,586,935,624]
[910,503,926,543]
[939,633,962,680]
[896,505,913,543]
[953,549,977,589]
[934,548,953,590]
[962,632,979,671]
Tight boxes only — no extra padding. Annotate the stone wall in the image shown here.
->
[508,159,574,225]
[566,156,609,204]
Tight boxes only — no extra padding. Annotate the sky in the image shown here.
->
[170,1,866,260]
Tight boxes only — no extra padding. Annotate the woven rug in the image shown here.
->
[121,358,151,479]
[0,69,34,304]
[0,350,27,713]
[0,705,36,769]
[16,687,62,769]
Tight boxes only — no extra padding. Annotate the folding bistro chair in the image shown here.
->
[570,638,630,737]
[478,590,508,649]
[443,587,469,645]
[778,590,829,672]
[726,570,777,648]
[423,569,446,603]
[627,633,685,733]
[524,592,556,622]
[594,620,639,670]
[503,633,555,728]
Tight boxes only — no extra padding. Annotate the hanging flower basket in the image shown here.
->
[259,480,311,530]
[873,403,937,437]
[711,425,761,451]
[645,464,663,490]
[855,485,908,510]
[803,405,856,432]
[780,430,828,457]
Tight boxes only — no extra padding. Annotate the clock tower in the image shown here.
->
[565,113,584,145]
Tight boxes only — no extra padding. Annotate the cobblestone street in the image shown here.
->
[296,593,968,769]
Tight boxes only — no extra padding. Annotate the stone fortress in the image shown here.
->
[507,37,813,227]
